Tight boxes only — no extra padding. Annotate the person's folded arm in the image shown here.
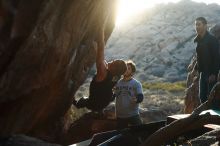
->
[136,94,144,103]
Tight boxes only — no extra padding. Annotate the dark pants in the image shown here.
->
[116,115,142,130]
[199,72,217,103]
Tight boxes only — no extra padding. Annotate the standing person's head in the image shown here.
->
[123,60,136,78]
[107,59,127,76]
[195,17,207,37]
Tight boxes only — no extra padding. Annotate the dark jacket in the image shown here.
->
[88,71,119,111]
[194,31,220,75]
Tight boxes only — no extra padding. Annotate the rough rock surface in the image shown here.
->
[189,129,220,146]
[103,103,167,123]
[0,0,117,144]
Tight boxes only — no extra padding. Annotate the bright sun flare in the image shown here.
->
[116,0,220,26]
[116,0,153,26]
[116,0,183,26]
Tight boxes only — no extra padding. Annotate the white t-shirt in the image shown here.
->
[114,78,143,118]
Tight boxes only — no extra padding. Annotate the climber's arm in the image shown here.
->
[95,26,107,82]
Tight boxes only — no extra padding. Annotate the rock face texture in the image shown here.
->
[0,0,117,144]
[190,129,220,146]
[184,55,200,113]
[105,0,220,82]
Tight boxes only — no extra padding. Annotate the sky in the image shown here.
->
[116,0,220,25]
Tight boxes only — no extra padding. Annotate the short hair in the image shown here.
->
[113,59,127,76]
[126,60,136,73]
[196,17,207,25]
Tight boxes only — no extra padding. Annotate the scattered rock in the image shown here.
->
[103,103,167,123]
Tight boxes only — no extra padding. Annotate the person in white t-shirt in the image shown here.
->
[114,60,144,129]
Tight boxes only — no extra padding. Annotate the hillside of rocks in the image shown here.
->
[105,0,220,83]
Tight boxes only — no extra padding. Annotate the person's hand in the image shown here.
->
[96,28,104,43]
[209,74,216,83]
[131,97,137,104]
[218,72,220,81]
[208,87,215,102]
[93,41,97,52]
[191,105,203,117]
[190,109,200,119]
[191,109,200,116]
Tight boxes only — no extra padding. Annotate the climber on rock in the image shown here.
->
[72,25,127,112]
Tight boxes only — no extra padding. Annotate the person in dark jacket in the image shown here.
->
[72,26,127,112]
[194,17,220,103]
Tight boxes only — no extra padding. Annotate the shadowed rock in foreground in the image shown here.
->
[0,135,61,146]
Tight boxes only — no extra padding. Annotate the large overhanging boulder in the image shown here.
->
[0,0,117,144]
